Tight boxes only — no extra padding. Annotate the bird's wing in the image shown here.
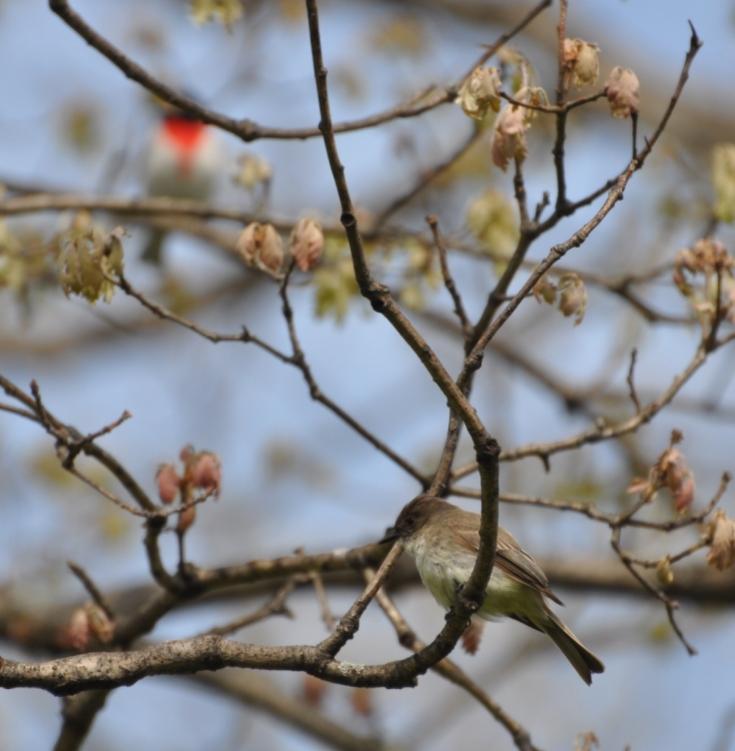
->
[453,514,564,605]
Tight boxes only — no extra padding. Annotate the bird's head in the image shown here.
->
[380,495,450,543]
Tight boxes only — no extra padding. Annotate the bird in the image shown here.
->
[382,495,604,684]
[142,103,223,264]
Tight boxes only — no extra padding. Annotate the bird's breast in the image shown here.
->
[406,533,534,620]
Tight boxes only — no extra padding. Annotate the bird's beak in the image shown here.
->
[380,525,399,544]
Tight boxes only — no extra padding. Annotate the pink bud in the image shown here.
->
[290,218,324,272]
[673,474,695,514]
[490,105,528,171]
[605,66,640,119]
[236,222,284,274]
[350,687,373,718]
[156,463,181,504]
[302,675,328,707]
[188,451,222,498]
[461,618,484,655]
[179,444,195,463]
[707,510,735,571]
[65,608,90,651]
[85,603,114,644]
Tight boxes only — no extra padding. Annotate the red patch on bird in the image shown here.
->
[163,117,206,152]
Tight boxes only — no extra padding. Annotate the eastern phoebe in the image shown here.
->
[383,495,604,684]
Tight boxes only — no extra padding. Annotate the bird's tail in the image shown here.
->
[542,609,604,685]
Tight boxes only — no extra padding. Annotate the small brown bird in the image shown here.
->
[382,495,604,684]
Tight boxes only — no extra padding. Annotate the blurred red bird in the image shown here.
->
[142,107,223,264]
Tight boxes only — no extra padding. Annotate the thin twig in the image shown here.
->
[375,125,482,226]
[626,348,642,413]
[66,562,114,621]
[426,214,471,338]
[116,272,291,361]
[310,570,337,632]
[201,579,297,637]
[452,340,709,477]
[318,541,404,657]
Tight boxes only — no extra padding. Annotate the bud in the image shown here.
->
[533,276,557,305]
[575,732,600,751]
[656,556,674,587]
[232,152,272,191]
[350,687,373,718]
[179,444,195,464]
[672,473,695,514]
[630,431,697,512]
[156,463,181,504]
[461,618,484,655]
[562,39,600,88]
[58,216,123,303]
[558,272,587,325]
[236,222,284,274]
[290,218,324,272]
[85,603,114,644]
[490,104,528,171]
[658,444,695,513]
[188,451,222,498]
[65,607,90,651]
[190,0,243,29]
[605,66,640,119]
[707,510,735,571]
[466,189,519,257]
[673,239,735,326]
[302,674,328,707]
[456,66,502,120]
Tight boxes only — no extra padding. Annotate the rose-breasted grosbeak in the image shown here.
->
[142,108,223,264]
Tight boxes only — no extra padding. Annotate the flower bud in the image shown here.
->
[533,277,557,305]
[65,607,91,651]
[656,556,674,587]
[58,215,122,304]
[605,66,640,119]
[85,603,114,644]
[302,675,328,707]
[558,272,587,325]
[350,687,373,718]
[232,152,272,191]
[156,463,181,504]
[236,223,284,275]
[466,189,519,258]
[456,66,501,120]
[188,451,222,498]
[190,0,243,28]
[562,38,600,88]
[290,218,324,272]
[707,510,735,571]
[490,105,528,171]
[180,444,195,463]
[461,618,484,655]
